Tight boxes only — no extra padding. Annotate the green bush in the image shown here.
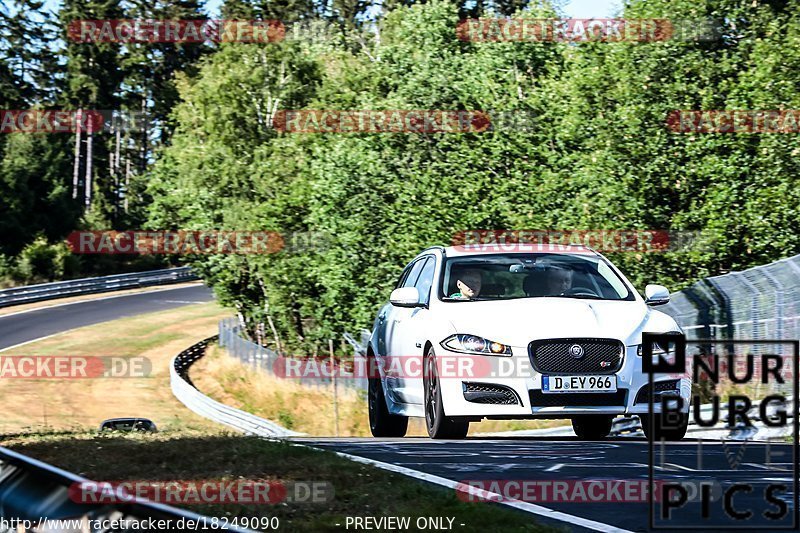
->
[14,236,80,284]
[0,255,15,288]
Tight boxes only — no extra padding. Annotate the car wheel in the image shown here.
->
[640,413,688,441]
[572,415,614,439]
[423,347,469,439]
[368,359,408,438]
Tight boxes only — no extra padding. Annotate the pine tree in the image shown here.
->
[123,0,209,145]
[58,0,124,222]
[221,0,318,24]
[0,0,62,103]
[116,0,211,227]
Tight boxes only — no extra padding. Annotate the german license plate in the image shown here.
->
[542,375,616,393]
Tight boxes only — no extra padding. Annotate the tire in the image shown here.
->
[368,360,408,438]
[640,412,688,441]
[423,347,469,439]
[572,415,614,439]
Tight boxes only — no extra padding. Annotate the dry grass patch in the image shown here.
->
[0,302,228,434]
[193,345,568,436]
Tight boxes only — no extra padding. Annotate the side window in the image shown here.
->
[402,259,426,289]
[414,257,436,305]
[597,261,628,298]
[396,266,412,289]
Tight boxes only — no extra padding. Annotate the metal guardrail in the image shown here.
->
[343,330,371,357]
[0,267,199,308]
[0,445,251,532]
[170,336,301,438]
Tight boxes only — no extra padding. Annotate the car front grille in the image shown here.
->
[463,382,520,405]
[528,338,624,375]
[634,379,681,404]
[529,390,628,407]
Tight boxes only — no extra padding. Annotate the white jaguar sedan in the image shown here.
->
[367,244,690,440]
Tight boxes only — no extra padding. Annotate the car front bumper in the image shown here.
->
[439,346,691,418]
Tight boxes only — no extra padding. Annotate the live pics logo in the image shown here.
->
[643,333,799,529]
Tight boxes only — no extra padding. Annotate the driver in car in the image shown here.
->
[544,265,573,295]
[449,269,482,300]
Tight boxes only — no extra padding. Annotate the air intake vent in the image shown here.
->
[463,382,520,405]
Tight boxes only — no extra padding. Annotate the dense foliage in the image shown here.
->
[146,0,800,348]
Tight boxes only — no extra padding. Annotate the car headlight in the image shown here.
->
[441,334,511,356]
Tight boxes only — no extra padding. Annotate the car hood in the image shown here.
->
[442,297,650,347]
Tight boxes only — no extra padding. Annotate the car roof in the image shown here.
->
[437,244,600,258]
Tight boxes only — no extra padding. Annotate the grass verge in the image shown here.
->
[1,429,563,533]
[0,301,227,434]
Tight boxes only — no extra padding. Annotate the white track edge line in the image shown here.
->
[315,445,635,533]
[0,332,63,353]
[1,279,629,533]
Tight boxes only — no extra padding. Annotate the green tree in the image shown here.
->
[146,0,800,344]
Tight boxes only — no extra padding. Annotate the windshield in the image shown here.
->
[440,253,633,302]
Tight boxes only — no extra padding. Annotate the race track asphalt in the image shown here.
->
[297,436,797,532]
[0,284,214,351]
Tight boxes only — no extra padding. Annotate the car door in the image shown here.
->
[387,255,436,405]
[379,258,427,404]
[375,263,415,358]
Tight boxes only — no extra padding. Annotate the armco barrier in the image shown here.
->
[0,267,199,308]
[170,336,301,438]
[0,446,252,532]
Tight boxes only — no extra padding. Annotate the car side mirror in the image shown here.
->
[390,287,422,308]
[644,284,670,306]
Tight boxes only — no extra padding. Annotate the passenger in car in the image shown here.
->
[449,269,483,299]
[544,265,573,295]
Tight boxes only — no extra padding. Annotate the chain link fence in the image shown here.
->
[662,253,800,348]
[661,254,799,441]
[218,317,369,391]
